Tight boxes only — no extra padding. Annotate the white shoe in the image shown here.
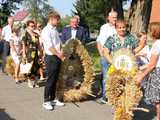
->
[34,84,40,88]
[28,79,33,88]
[43,102,53,110]
[40,77,45,81]
[51,100,65,107]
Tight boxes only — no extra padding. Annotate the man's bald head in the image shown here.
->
[107,10,118,26]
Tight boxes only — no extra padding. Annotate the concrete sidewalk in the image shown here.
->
[0,71,113,120]
[0,71,157,120]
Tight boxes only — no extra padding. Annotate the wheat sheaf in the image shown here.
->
[106,48,148,120]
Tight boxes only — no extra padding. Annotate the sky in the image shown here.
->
[14,0,77,17]
[123,0,132,10]
[48,0,77,17]
[14,0,131,16]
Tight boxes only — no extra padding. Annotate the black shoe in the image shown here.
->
[15,81,21,84]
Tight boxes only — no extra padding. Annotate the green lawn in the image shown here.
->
[86,42,101,73]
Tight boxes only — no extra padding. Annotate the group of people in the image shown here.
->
[0,10,89,111]
[97,9,160,119]
[1,8,160,119]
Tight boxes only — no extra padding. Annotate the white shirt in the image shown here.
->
[71,28,77,39]
[139,45,151,64]
[41,24,61,55]
[2,25,12,42]
[96,23,117,46]
[150,40,160,67]
[9,33,22,53]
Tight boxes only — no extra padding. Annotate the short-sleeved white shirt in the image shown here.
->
[41,24,61,55]
[2,25,12,42]
[150,40,160,67]
[9,34,22,53]
[96,23,117,46]
[139,45,151,64]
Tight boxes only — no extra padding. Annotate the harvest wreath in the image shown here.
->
[57,39,95,102]
[106,48,148,120]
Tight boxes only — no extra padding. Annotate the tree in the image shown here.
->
[127,0,152,33]
[23,0,54,25]
[0,0,23,27]
[73,0,106,32]
[73,0,124,32]
[58,15,72,31]
[74,0,153,34]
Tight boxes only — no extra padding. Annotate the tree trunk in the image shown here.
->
[127,0,152,34]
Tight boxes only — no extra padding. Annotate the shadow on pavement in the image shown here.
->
[133,98,156,120]
[0,108,16,120]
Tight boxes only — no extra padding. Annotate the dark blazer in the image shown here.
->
[61,26,86,44]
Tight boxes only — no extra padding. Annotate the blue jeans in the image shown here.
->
[100,57,109,99]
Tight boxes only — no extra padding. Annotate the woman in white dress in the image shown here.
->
[9,27,22,83]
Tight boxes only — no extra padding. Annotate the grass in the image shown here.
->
[86,42,101,73]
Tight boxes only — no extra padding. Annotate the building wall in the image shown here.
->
[150,0,160,23]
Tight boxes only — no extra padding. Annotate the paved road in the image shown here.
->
[0,72,113,120]
[0,71,157,120]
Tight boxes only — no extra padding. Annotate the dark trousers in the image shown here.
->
[2,41,10,72]
[44,55,61,102]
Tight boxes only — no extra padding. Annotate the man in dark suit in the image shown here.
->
[61,16,87,44]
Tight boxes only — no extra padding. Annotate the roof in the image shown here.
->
[150,0,160,23]
[13,10,29,21]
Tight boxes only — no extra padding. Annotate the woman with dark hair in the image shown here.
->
[103,19,138,64]
[22,20,42,88]
[136,22,160,120]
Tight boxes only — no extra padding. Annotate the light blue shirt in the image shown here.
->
[2,25,12,42]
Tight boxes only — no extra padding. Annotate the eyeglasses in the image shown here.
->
[38,25,42,28]
[29,24,35,28]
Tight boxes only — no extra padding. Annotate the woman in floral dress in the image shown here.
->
[22,20,42,88]
[103,19,138,65]
[136,22,160,120]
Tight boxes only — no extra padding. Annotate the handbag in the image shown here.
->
[20,61,33,74]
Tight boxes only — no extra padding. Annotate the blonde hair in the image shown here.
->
[149,22,160,39]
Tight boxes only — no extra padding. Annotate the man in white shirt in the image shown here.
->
[41,11,65,111]
[96,10,117,103]
[1,17,14,73]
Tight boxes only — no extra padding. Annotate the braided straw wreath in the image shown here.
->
[56,39,95,102]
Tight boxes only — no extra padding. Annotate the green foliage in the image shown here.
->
[58,15,72,32]
[0,0,23,27]
[86,43,101,72]
[73,0,124,32]
[22,0,54,25]
[73,0,107,32]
